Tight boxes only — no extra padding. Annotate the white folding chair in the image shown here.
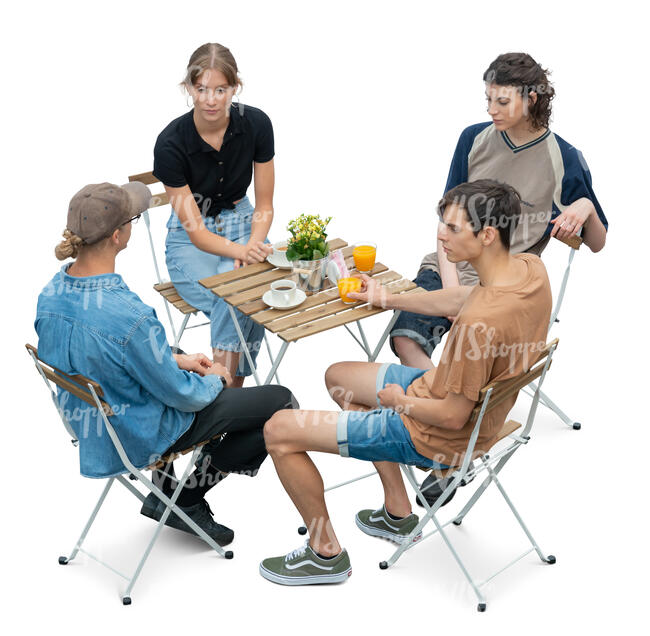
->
[528,233,583,429]
[26,343,233,605]
[380,338,559,612]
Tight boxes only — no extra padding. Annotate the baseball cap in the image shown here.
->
[67,181,152,244]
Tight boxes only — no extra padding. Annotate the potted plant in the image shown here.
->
[286,213,333,291]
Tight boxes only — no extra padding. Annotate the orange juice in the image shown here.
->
[338,277,362,304]
[353,243,377,273]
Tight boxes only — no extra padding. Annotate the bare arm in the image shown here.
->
[164,184,246,260]
[377,383,474,430]
[550,197,606,253]
[250,159,274,243]
[348,274,473,317]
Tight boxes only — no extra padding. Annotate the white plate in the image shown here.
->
[262,288,306,310]
[267,251,292,269]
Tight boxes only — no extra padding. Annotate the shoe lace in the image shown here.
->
[285,540,309,562]
[197,499,215,518]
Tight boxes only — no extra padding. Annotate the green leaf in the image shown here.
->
[286,246,301,261]
[312,249,324,261]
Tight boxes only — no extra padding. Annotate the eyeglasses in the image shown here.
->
[122,213,141,227]
[194,86,235,100]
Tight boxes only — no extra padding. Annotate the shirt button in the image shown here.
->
[217,193,222,197]
[218,161,224,165]
[219,177,224,182]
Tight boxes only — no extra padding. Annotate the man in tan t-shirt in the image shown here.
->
[257,179,552,587]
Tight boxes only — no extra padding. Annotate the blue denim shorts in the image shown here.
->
[389,269,452,358]
[165,196,264,377]
[336,363,449,469]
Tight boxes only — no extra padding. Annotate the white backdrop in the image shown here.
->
[2,0,647,631]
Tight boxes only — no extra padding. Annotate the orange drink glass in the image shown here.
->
[353,243,377,273]
[338,277,362,304]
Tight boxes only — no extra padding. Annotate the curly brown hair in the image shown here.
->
[483,52,555,130]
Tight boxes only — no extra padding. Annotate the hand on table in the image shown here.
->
[377,383,407,412]
[173,353,213,376]
[347,274,390,308]
[234,240,273,268]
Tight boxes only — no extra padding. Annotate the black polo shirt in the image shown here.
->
[153,104,274,217]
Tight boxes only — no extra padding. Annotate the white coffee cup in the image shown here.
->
[271,279,297,305]
[273,241,288,257]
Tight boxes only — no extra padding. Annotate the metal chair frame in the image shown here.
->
[382,341,558,612]
[26,344,233,605]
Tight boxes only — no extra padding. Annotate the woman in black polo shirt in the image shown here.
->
[154,43,275,387]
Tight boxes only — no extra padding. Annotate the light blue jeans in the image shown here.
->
[165,196,264,377]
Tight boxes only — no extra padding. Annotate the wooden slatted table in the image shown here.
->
[199,238,422,385]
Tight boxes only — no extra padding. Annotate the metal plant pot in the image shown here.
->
[293,255,331,292]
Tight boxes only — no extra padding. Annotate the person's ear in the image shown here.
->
[528,90,538,106]
[481,226,498,247]
[108,227,122,247]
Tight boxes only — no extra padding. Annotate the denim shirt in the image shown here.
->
[35,265,223,478]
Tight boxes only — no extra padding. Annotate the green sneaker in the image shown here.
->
[259,541,352,586]
[355,505,422,545]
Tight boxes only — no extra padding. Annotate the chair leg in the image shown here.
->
[122,449,230,600]
[528,382,581,430]
[173,313,192,349]
[484,463,555,564]
[382,466,486,607]
[451,454,513,526]
[61,478,115,564]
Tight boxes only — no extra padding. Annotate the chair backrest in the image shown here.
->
[468,338,559,425]
[26,344,113,417]
[128,171,169,208]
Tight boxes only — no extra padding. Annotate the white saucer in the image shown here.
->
[267,252,292,269]
[262,288,306,310]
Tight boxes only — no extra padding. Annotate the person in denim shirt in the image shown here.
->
[36,181,296,546]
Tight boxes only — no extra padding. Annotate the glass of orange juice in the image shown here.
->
[353,242,376,273]
[338,277,362,304]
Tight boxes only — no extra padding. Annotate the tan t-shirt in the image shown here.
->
[401,254,552,466]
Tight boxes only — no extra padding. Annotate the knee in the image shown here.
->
[325,362,345,396]
[269,385,299,413]
[263,409,294,456]
[392,336,421,364]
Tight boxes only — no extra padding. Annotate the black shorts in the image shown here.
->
[165,384,297,475]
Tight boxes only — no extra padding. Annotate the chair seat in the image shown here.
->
[147,433,225,470]
[418,419,522,479]
[153,282,197,315]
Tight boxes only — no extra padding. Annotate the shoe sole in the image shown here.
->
[259,563,352,586]
[140,499,234,547]
[355,516,422,545]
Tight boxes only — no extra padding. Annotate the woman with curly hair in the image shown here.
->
[390,52,609,370]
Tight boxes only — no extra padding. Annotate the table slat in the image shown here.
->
[231,261,389,311]
[277,282,420,342]
[263,271,404,333]
[199,238,348,289]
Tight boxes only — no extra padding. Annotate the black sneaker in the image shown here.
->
[140,493,234,546]
[415,463,475,508]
